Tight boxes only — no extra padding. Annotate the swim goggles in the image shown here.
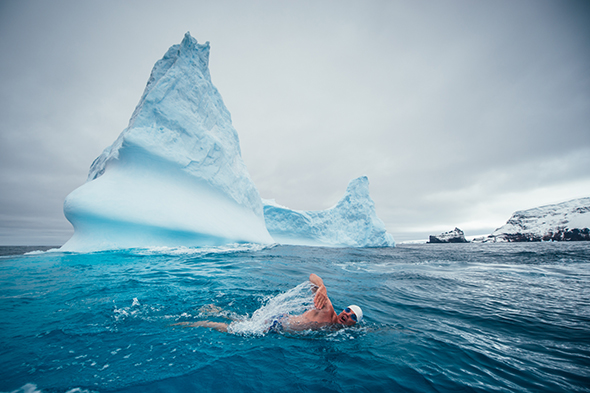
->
[344,307,358,322]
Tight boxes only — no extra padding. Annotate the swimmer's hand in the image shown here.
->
[314,285,328,310]
[309,273,329,310]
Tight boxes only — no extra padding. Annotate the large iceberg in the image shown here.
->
[263,176,395,247]
[61,33,273,251]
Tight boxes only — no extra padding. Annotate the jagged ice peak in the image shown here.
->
[61,33,272,251]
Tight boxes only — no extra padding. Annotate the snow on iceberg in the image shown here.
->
[61,33,273,252]
[263,176,395,247]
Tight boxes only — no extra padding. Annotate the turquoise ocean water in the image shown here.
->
[1,242,589,392]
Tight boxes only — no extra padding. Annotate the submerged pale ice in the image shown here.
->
[61,33,394,251]
[62,33,272,251]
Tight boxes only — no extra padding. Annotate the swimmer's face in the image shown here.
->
[337,307,357,326]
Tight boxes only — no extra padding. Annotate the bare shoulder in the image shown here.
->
[302,305,334,324]
[285,310,331,331]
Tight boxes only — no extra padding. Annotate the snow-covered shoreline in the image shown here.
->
[474,197,590,242]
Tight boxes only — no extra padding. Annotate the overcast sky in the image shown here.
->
[1,0,589,245]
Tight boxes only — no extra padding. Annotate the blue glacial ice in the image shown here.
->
[61,33,273,251]
[263,176,395,247]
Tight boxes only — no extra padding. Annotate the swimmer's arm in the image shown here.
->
[309,273,329,310]
[309,273,325,289]
[171,321,228,332]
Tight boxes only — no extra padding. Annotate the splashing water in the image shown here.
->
[228,282,315,335]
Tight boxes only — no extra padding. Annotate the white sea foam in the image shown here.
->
[1,385,96,393]
[23,248,61,255]
[2,384,42,393]
[130,242,273,256]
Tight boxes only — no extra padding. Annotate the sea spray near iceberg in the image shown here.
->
[263,176,395,247]
[61,33,273,251]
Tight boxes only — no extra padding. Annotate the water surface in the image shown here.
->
[1,243,589,392]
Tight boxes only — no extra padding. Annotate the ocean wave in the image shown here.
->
[2,243,589,392]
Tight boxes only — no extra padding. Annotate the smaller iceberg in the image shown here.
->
[263,176,395,247]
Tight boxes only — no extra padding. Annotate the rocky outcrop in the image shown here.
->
[428,227,468,243]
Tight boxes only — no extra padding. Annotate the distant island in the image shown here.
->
[475,197,590,242]
[428,228,468,243]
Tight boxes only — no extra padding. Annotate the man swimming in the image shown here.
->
[173,273,363,333]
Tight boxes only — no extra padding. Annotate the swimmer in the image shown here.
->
[172,273,363,333]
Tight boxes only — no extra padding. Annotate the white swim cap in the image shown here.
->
[348,305,363,322]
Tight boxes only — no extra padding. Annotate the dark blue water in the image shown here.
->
[1,243,589,393]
